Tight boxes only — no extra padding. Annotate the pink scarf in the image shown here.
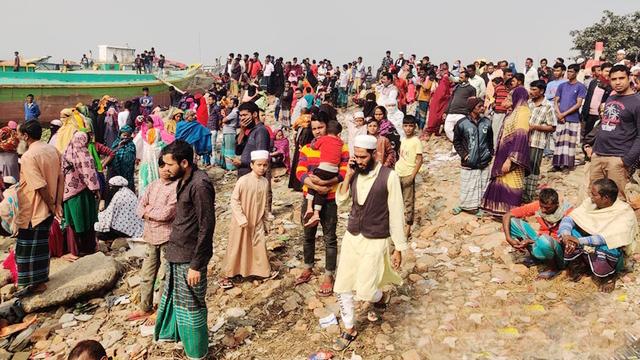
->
[141,115,175,144]
[62,132,100,201]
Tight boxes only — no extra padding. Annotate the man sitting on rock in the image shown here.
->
[502,188,573,279]
[560,178,638,292]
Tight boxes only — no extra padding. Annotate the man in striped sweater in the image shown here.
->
[294,114,349,297]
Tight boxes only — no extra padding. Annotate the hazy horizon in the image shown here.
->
[2,1,637,70]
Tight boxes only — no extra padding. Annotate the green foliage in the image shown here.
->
[570,10,640,60]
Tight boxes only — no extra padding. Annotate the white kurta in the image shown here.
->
[376,84,406,139]
[333,164,408,301]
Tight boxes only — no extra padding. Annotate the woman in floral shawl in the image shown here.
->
[481,87,531,216]
[62,132,100,258]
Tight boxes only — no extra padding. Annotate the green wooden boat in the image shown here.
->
[0,65,202,124]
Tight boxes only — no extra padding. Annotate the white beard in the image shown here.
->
[17,140,28,156]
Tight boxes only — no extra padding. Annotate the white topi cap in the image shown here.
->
[353,111,364,119]
[353,135,378,150]
[617,49,626,55]
[50,119,62,126]
[251,150,270,161]
[3,176,16,185]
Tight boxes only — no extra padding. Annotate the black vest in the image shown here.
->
[346,166,391,239]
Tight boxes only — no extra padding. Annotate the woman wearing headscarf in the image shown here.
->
[56,108,91,153]
[481,87,531,217]
[164,108,182,135]
[62,132,100,259]
[373,105,401,157]
[134,115,171,194]
[175,110,212,165]
[48,119,63,146]
[0,126,20,181]
[103,107,119,147]
[362,92,377,119]
[94,176,143,240]
[271,128,291,173]
[108,125,136,192]
[270,57,285,97]
[76,102,95,133]
[94,95,111,144]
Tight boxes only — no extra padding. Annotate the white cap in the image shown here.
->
[617,49,626,55]
[50,119,62,126]
[399,51,404,55]
[353,111,364,119]
[2,176,16,185]
[251,150,270,161]
[576,57,585,64]
[631,65,640,74]
[353,135,377,150]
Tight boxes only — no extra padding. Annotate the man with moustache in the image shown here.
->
[331,134,407,351]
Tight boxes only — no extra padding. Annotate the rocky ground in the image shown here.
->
[2,107,640,359]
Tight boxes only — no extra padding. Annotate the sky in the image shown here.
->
[2,1,638,70]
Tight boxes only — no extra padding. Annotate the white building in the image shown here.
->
[97,45,136,64]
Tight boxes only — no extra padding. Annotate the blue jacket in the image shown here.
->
[24,102,41,121]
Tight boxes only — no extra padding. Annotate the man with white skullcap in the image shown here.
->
[219,149,276,290]
[331,135,407,351]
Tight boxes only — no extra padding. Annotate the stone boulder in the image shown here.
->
[22,252,120,313]
[206,167,226,182]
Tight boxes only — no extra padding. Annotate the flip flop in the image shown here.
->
[218,278,234,290]
[126,311,152,322]
[268,270,279,280]
[295,269,313,286]
[332,331,357,351]
[367,310,380,322]
[451,207,463,215]
[317,280,333,297]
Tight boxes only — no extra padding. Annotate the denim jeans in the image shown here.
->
[301,198,338,274]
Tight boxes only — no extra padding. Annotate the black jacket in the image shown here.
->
[453,116,493,169]
[580,79,611,121]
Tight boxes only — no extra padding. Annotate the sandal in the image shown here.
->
[126,311,152,322]
[317,278,334,297]
[332,331,357,351]
[218,278,234,289]
[268,270,279,280]
[451,207,463,215]
[475,209,485,218]
[295,269,314,286]
[367,310,380,322]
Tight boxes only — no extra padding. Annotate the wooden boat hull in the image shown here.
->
[0,68,200,124]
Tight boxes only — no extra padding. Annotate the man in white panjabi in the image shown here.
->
[376,72,406,139]
[331,135,408,351]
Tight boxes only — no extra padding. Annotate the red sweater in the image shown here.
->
[312,135,344,165]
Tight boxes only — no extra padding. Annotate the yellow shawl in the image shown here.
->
[570,198,638,253]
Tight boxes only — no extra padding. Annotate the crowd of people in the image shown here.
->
[3,47,640,358]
